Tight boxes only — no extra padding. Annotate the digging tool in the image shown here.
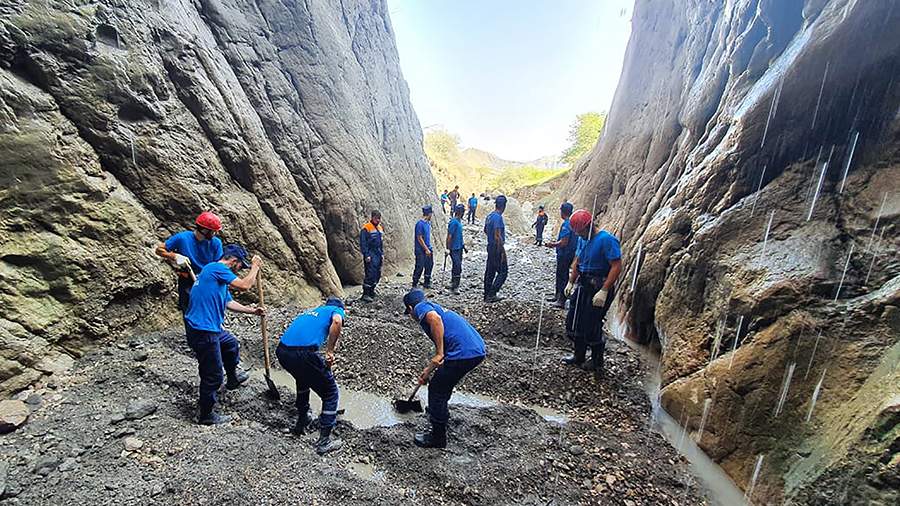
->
[439,251,448,289]
[257,270,280,400]
[393,362,438,413]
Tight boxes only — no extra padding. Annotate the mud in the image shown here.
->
[0,224,710,505]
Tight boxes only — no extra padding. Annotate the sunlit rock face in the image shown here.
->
[0,1,434,394]
[566,0,899,502]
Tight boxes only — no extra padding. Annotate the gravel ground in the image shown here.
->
[0,224,707,505]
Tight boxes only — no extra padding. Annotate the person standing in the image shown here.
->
[403,289,486,449]
[275,297,346,455]
[562,210,622,376]
[183,244,262,425]
[446,204,466,295]
[532,205,548,245]
[545,203,576,308]
[440,190,449,214]
[412,205,434,289]
[155,212,224,315]
[483,195,508,303]
[359,210,384,302]
[467,193,478,224]
[448,185,460,210]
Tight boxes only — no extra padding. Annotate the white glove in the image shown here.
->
[592,289,608,307]
[564,282,575,298]
[173,254,191,269]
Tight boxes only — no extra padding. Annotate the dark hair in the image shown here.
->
[371,210,382,219]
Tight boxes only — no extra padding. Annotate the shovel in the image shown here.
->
[257,270,280,400]
[393,362,438,413]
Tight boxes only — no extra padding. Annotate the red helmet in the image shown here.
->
[569,209,593,234]
[195,211,222,232]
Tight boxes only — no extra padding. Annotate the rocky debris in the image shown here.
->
[31,456,59,477]
[0,461,7,497]
[58,458,78,473]
[0,400,29,433]
[564,0,900,502]
[124,400,157,420]
[123,437,144,452]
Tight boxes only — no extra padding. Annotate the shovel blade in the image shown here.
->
[265,375,281,400]
[393,398,423,414]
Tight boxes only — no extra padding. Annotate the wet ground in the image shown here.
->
[0,224,710,505]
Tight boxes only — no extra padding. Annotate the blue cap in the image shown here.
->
[403,289,426,314]
[495,195,508,207]
[222,243,251,269]
[455,204,465,214]
[560,202,574,215]
[325,296,345,309]
[422,205,433,215]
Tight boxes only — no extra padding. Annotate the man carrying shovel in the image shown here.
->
[183,244,262,425]
[275,297,346,455]
[155,211,224,316]
[401,289,486,449]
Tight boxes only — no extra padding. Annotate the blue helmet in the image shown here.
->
[560,202,574,216]
[325,296,345,309]
[422,205,433,215]
[403,289,427,314]
[495,195,508,208]
[455,204,465,215]
[222,243,251,269]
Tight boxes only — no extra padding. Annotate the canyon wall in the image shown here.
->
[0,0,435,394]
[566,0,899,503]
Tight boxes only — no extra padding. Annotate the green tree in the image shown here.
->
[423,129,461,162]
[561,112,606,165]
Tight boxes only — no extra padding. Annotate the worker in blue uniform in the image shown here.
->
[413,205,434,289]
[155,211,224,315]
[544,202,577,308]
[482,195,508,303]
[359,210,384,302]
[562,210,623,376]
[276,297,347,455]
[467,193,478,224]
[446,204,466,294]
[183,244,262,425]
[403,289,486,449]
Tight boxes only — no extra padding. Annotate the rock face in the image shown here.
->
[566,0,899,503]
[0,1,435,394]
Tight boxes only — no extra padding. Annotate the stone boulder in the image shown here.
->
[0,399,29,433]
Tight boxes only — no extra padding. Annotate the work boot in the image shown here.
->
[561,355,584,366]
[198,411,231,425]
[423,278,433,289]
[545,294,559,302]
[484,293,503,303]
[225,369,250,390]
[414,424,447,449]
[360,288,374,303]
[315,426,342,455]
[293,411,313,435]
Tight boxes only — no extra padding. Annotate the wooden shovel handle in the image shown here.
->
[257,270,272,372]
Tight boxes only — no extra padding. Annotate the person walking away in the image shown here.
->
[562,210,622,376]
[544,203,576,308]
[156,212,224,317]
[467,193,478,224]
[532,205,548,245]
[359,210,384,302]
[440,190,449,214]
[448,185,460,210]
[403,289,486,448]
[483,195,508,303]
[446,204,466,294]
[412,205,434,288]
[183,244,262,425]
[275,297,346,455]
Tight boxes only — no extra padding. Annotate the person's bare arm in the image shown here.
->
[446,231,452,250]
[417,234,431,255]
[603,259,623,290]
[569,256,581,284]
[229,256,262,291]
[419,311,445,384]
[155,242,175,260]
[324,314,343,368]
[226,300,264,316]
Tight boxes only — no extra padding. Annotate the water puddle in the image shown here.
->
[347,461,384,481]
[254,368,566,429]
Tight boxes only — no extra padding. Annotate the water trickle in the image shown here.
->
[833,243,855,302]
[728,315,744,370]
[630,242,643,292]
[745,455,765,503]
[761,210,775,257]
[865,226,886,284]
[865,193,888,255]
[130,135,137,166]
[773,362,796,417]
[749,165,767,218]
[839,131,860,193]
[806,369,827,422]
[695,398,712,444]
[804,329,824,380]
[807,146,834,221]
[811,62,830,130]
[710,317,725,363]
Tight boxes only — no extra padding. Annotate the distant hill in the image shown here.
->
[460,148,565,172]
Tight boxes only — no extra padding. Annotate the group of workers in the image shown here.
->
[440,186,480,225]
[155,193,621,454]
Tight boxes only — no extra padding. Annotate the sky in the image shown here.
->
[387,0,634,162]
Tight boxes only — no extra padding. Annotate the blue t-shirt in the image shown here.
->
[185,262,237,332]
[577,231,622,276]
[483,211,505,247]
[557,219,577,258]
[165,231,223,274]
[468,197,478,209]
[414,219,432,252]
[414,301,486,361]
[279,305,346,348]
[448,218,464,251]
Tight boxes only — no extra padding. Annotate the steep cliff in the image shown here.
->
[0,0,435,394]
[566,0,899,503]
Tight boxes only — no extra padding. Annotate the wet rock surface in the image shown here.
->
[0,228,706,505]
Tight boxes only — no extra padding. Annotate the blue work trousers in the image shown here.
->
[275,345,339,428]
[186,327,240,414]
